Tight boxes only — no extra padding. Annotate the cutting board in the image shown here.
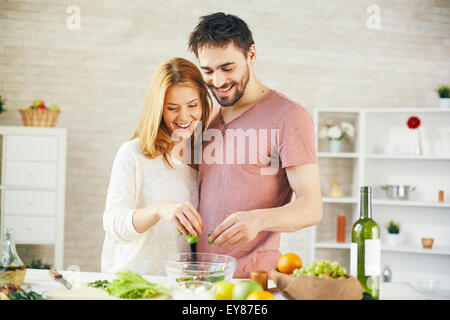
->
[45,283,170,300]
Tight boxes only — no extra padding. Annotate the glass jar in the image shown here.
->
[329,182,343,198]
[0,227,26,286]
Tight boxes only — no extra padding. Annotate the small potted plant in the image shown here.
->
[318,121,355,153]
[437,85,450,109]
[386,220,401,246]
[0,95,6,115]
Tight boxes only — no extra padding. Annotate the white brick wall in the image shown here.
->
[1,0,449,272]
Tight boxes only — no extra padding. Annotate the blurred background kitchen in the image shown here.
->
[0,0,449,297]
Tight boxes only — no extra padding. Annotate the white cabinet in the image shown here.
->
[5,161,58,188]
[311,108,450,290]
[0,126,66,269]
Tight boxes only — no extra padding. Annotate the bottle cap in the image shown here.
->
[361,186,372,193]
[250,270,268,290]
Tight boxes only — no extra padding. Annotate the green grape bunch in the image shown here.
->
[292,260,347,279]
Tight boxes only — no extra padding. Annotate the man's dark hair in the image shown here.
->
[188,12,254,58]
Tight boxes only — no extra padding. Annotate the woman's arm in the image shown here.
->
[104,142,203,241]
[103,142,141,244]
[133,201,203,236]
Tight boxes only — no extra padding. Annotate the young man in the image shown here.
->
[188,12,323,278]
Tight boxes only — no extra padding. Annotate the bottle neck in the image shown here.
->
[360,189,372,219]
[1,229,20,266]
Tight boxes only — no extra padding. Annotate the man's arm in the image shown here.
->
[209,163,323,246]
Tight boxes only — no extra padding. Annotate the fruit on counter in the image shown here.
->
[277,252,303,274]
[246,290,275,300]
[231,280,263,300]
[211,281,234,300]
[28,100,61,111]
[292,259,347,279]
[32,100,43,108]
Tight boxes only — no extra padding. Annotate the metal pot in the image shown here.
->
[380,185,416,200]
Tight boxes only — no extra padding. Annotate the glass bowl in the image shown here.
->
[165,252,236,287]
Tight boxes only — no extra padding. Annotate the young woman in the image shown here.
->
[101,57,211,275]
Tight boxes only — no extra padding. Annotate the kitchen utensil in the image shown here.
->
[48,269,72,290]
[422,238,434,249]
[380,185,416,200]
[164,252,236,286]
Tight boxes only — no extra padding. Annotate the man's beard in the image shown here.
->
[208,68,250,107]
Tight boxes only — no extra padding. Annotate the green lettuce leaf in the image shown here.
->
[105,269,169,299]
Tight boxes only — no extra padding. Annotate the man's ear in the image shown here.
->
[246,44,257,65]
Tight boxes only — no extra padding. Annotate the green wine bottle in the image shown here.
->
[351,186,380,299]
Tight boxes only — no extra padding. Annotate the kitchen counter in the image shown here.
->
[23,269,429,300]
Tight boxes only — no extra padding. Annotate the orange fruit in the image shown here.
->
[277,252,303,274]
[246,290,275,300]
[212,282,234,300]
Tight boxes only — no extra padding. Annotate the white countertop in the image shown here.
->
[23,269,432,300]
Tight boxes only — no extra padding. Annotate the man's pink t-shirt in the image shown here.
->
[197,90,317,278]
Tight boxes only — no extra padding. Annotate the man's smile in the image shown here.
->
[213,84,234,96]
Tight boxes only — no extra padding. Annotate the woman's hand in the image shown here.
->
[156,201,203,237]
[208,211,261,247]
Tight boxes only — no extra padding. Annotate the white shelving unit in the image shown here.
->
[311,108,450,291]
[0,126,67,269]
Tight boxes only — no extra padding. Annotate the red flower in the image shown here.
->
[407,116,421,129]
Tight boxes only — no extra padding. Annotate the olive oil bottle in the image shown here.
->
[0,227,27,286]
[351,186,380,299]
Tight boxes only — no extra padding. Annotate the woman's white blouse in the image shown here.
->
[101,139,198,275]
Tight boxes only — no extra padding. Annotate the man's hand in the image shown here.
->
[208,211,261,247]
[208,163,322,246]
